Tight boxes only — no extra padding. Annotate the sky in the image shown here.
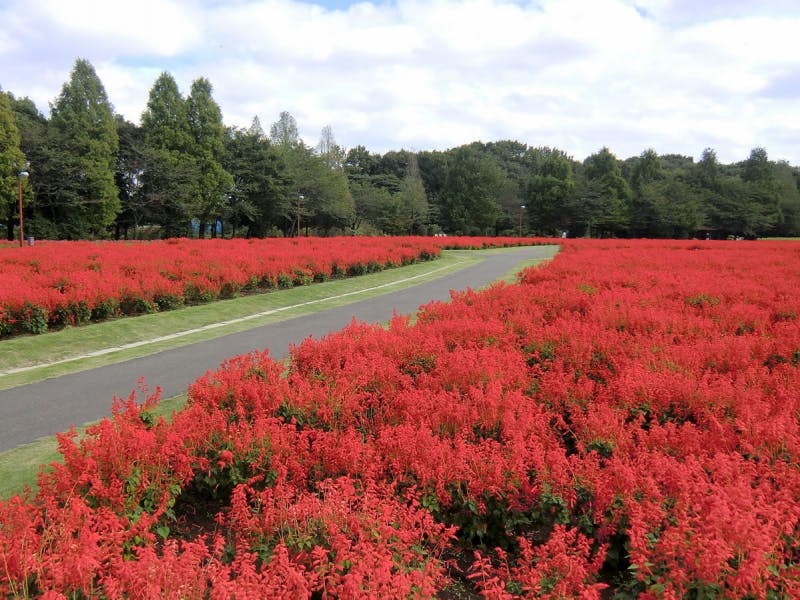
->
[1,0,799,165]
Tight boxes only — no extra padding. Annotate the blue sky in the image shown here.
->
[1,0,799,164]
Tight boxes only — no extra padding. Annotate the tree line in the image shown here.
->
[2,58,799,241]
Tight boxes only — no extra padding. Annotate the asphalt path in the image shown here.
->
[0,246,556,452]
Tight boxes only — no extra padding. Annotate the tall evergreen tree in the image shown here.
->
[140,72,198,237]
[186,77,232,237]
[0,92,27,241]
[141,72,192,153]
[49,58,120,238]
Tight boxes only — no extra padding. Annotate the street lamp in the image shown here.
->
[297,194,304,237]
[18,170,29,247]
[519,205,526,238]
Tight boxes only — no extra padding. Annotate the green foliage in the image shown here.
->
[17,301,48,334]
[0,91,27,241]
[392,154,429,234]
[578,147,632,237]
[223,119,291,237]
[635,178,704,238]
[47,58,121,238]
[526,147,575,236]
[345,144,380,185]
[316,124,346,171]
[186,78,233,236]
[440,146,505,234]
[772,161,800,236]
[347,179,386,233]
[278,132,355,235]
[141,72,192,153]
[140,73,201,237]
[269,110,300,149]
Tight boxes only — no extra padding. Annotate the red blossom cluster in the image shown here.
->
[1,238,799,598]
[0,236,540,337]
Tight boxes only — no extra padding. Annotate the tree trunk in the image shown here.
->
[6,205,14,241]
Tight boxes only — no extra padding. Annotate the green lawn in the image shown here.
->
[0,246,557,499]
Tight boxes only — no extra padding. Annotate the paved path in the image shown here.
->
[0,246,555,452]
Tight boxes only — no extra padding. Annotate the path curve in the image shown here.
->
[0,246,554,451]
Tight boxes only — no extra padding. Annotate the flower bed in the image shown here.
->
[3,239,798,597]
[0,236,545,337]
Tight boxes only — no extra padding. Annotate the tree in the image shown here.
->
[349,179,393,233]
[525,146,575,236]
[186,77,233,237]
[9,95,60,239]
[391,153,429,235]
[48,58,120,238]
[417,150,448,231]
[223,119,291,237]
[269,114,354,235]
[269,111,300,149]
[636,176,704,238]
[113,116,148,239]
[297,148,354,234]
[628,148,664,236]
[439,146,504,235]
[316,125,346,171]
[0,91,27,241]
[344,145,379,186]
[577,147,631,237]
[772,161,800,236]
[140,72,198,237]
[736,147,781,237]
[630,148,663,191]
[694,147,781,239]
[741,146,772,184]
[369,150,409,193]
[141,73,192,153]
[694,148,720,190]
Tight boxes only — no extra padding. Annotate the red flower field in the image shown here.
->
[1,238,799,598]
[0,236,537,338]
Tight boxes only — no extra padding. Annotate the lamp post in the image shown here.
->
[296,194,304,237]
[519,205,526,238]
[18,170,29,247]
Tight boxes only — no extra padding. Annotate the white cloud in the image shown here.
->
[1,0,799,164]
[30,0,203,56]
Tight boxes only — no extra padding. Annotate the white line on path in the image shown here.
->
[0,260,466,377]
